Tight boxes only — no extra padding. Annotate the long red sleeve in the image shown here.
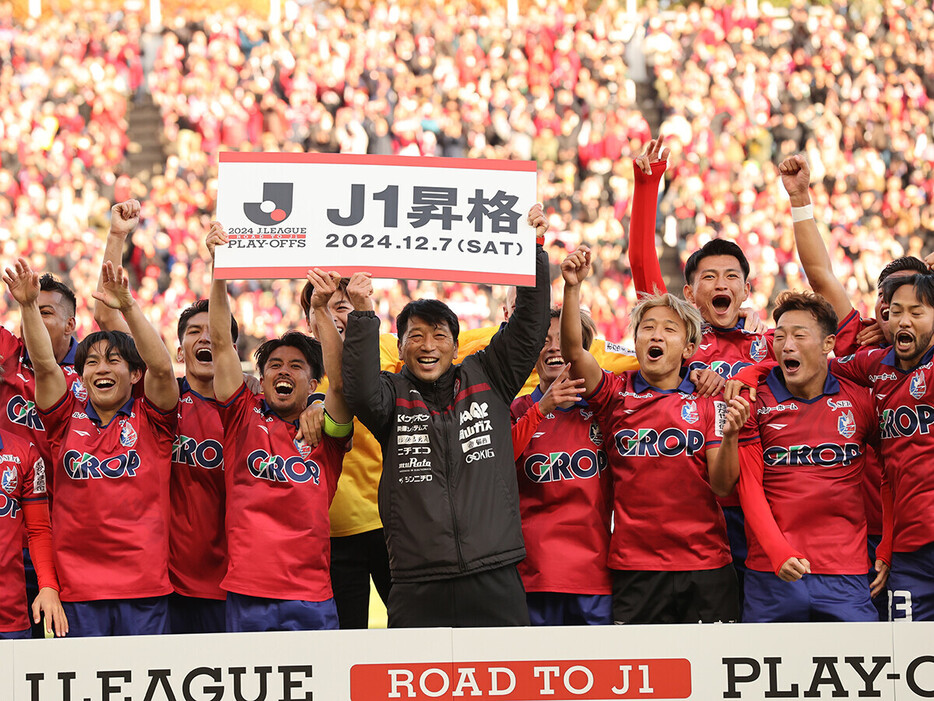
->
[736,439,804,575]
[511,401,546,462]
[877,457,894,566]
[23,500,60,591]
[629,159,668,296]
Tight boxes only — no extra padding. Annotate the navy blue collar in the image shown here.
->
[705,321,744,333]
[531,384,588,410]
[767,362,840,403]
[881,345,934,372]
[261,398,301,427]
[86,395,135,427]
[23,336,78,368]
[633,369,696,394]
[179,377,215,403]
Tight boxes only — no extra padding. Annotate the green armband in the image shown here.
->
[323,411,354,438]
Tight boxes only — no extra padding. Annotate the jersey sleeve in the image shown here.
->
[629,159,668,296]
[510,397,545,462]
[730,360,776,385]
[829,348,875,387]
[141,395,179,441]
[20,440,58,591]
[36,389,77,454]
[215,381,251,432]
[832,308,869,357]
[583,370,619,426]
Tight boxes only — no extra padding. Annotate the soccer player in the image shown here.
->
[510,307,611,625]
[560,246,749,624]
[0,426,67,638]
[733,291,879,622]
[5,258,179,637]
[829,273,934,620]
[341,206,550,628]
[299,278,397,629]
[207,223,353,632]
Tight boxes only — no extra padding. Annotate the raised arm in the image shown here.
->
[94,200,139,333]
[342,272,394,442]
[780,155,852,322]
[630,137,669,296]
[92,261,178,412]
[205,222,243,404]
[706,396,750,497]
[559,247,602,395]
[306,268,352,425]
[3,259,67,410]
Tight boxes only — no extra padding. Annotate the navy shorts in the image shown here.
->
[0,628,31,639]
[744,569,877,622]
[168,592,226,634]
[226,592,338,632]
[526,592,612,626]
[63,596,170,637]
[888,542,934,621]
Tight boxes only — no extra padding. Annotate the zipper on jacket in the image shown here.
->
[432,378,467,572]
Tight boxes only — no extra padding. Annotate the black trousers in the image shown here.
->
[612,564,740,624]
[388,563,530,628]
[330,528,392,629]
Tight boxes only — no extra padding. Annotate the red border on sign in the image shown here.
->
[215,266,535,286]
[218,151,536,172]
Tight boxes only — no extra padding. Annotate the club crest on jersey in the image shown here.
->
[294,438,312,460]
[749,336,768,362]
[1,466,16,494]
[910,372,927,400]
[837,410,856,439]
[681,400,699,425]
[119,420,138,447]
[589,421,603,447]
[71,379,88,402]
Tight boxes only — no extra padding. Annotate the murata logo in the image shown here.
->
[243,182,293,225]
[350,659,690,700]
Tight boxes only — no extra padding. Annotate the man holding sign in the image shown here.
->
[341,206,550,627]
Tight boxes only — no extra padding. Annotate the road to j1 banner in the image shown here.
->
[214,152,538,285]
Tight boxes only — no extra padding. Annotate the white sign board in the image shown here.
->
[215,153,538,285]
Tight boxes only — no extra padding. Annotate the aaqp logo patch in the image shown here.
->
[1,466,17,494]
[749,336,768,362]
[294,438,312,461]
[681,400,700,425]
[837,410,856,439]
[71,379,88,402]
[910,372,927,400]
[120,420,138,448]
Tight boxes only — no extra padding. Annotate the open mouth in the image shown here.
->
[417,358,439,369]
[783,358,801,371]
[544,356,564,367]
[896,331,915,349]
[712,295,731,313]
[195,348,213,362]
[274,381,294,397]
[93,378,116,389]
[647,346,664,360]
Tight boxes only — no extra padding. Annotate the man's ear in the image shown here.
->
[176,346,184,364]
[682,341,697,361]
[129,368,144,386]
[683,284,695,305]
[823,333,836,355]
[65,316,77,337]
[453,342,458,360]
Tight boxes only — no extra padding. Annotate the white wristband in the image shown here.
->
[791,204,814,222]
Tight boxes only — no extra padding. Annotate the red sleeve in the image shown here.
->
[511,402,545,462]
[737,439,804,574]
[23,500,59,591]
[877,457,894,566]
[629,160,668,296]
[731,360,776,385]
[832,308,869,357]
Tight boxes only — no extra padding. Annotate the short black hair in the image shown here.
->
[300,277,350,322]
[177,299,239,343]
[254,331,324,380]
[683,239,751,285]
[75,330,145,376]
[773,290,838,338]
[877,257,929,288]
[882,273,934,308]
[397,299,460,341]
[39,274,77,318]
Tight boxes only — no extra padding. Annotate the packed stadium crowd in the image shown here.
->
[2,0,934,638]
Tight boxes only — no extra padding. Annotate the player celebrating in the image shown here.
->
[510,307,611,625]
[560,246,749,624]
[733,291,879,621]
[207,223,353,632]
[5,258,179,637]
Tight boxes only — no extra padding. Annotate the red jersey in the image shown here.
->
[40,391,176,602]
[169,379,226,600]
[833,308,885,537]
[0,432,46,631]
[832,346,934,553]
[218,383,349,602]
[511,390,612,595]
[586,370,731,571]
[739,366,876,575]
[0,327,81,471]
[689,323,776,380]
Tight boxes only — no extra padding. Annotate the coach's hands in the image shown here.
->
[33,586,68,637]
[561,246,592,287]
[778,154,812,208]
[346,272,374,312]
[2,258,40,306]
[110,199,141,239]
[777,556,811,582]
[205,221,228,261]
[528,203,547,242]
